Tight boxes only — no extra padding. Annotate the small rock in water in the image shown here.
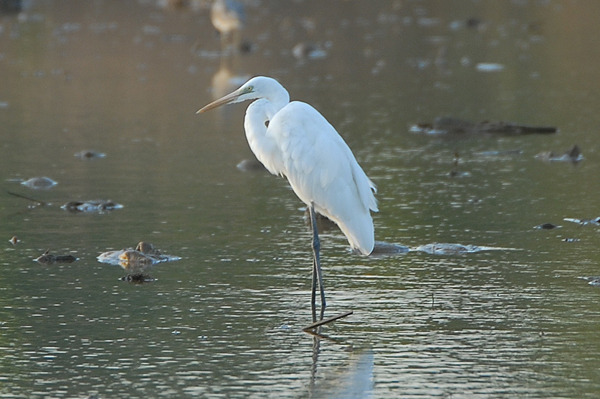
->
[20,177,57,189]
[74,150,106,160]
[534,223,561,230]
[8,236,19,245]
[449,170,471,178]
[119,274,156,284]
[476,63,505,72]
[35,249,78,265]
[292,42,327,60]
[62,200,123,213]
[236,158,266,172]
[579,276,600,287]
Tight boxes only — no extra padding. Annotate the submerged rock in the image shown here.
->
[292,42,327,60]
[62,200,123,213]
[413,243,516,255]
[534,223,561,230]
[475,149,523,156]
[35,249,78,265]
[562,238,580,242]
[74,150,106,160]
[475,63,505,72]
[20,177,57,189]
[119,273,156,284]
[410,117,557,136]
[369,241,410,256]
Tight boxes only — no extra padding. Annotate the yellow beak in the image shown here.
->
[196,89,243,114]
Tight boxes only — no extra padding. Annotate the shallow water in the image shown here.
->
[1,0,600,398]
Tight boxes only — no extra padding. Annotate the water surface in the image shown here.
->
[1,1,600,398]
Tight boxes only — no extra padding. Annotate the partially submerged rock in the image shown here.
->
[119,274,156,284]
[20,177,57,190]
[62,200,123,213]
[359,242,513,257]
[74,150,106,160]
[370,241,410,256]
[236,158,266,172]
[97,242,181,271]
[413,243,516,255]
[534,223,561,230]
[410,117,557,136]
[35,249,78,265]
[119,250,156,267]
[579,276,600,287]
[564,217,600,226]
[475,149,523,156]
[535,145,583,163]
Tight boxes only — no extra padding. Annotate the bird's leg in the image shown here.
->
[309,203,326,322]
[311,255,317,322]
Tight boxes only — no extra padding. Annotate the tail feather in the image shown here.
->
[331,210,375,255]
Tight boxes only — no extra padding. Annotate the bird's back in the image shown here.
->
[267,101,378,255]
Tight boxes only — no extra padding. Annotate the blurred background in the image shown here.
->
[1,0,600,398]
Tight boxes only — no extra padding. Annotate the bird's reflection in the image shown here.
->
[307,331,373,399]
[206,0,249,125]
[211,61,249,101]
[208,60,249,128]
[309,334,322,397]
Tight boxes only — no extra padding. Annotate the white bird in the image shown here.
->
[198,76,378,321]
[210,0,245,52]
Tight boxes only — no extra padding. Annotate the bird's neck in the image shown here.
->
[243,98,286,175]
[263,90,289,119]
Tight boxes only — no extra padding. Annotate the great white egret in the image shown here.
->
[198,76,378,321]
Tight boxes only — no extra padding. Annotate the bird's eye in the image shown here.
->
[245,86,254,93]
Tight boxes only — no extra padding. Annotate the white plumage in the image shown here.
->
[200,76,377,254]
[198,76,378,320]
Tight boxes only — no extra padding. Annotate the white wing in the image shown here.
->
[268,101,377,254]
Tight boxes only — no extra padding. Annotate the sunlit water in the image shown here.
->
[1,1,600,398]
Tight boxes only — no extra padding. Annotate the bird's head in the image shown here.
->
[197,76,289,113]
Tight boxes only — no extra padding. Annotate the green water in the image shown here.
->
[1,0,599,397]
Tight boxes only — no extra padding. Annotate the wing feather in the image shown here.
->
[267,101,377,254]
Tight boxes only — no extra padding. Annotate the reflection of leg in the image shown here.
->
[308,334,321,397]
[232,28,241,54]
[220,32,230,55]
[309,203,326,322]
